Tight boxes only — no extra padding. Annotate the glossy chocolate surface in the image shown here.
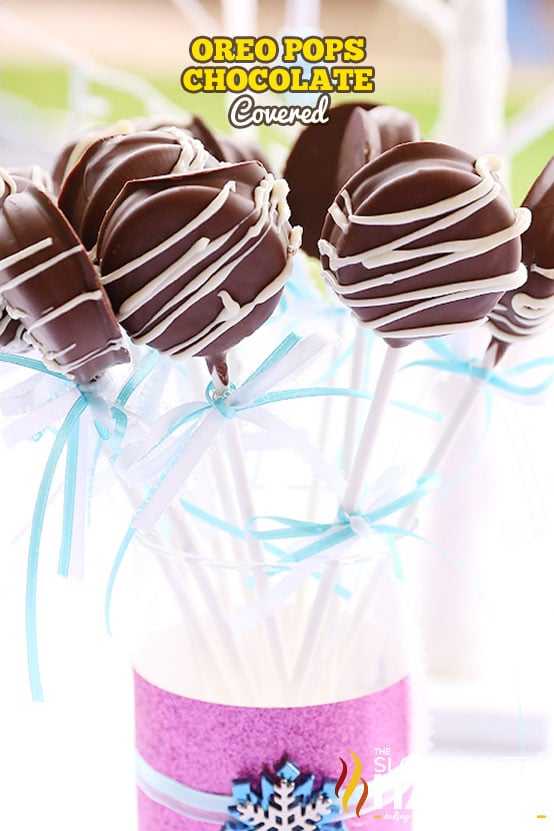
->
[319,141,527,347]
[488,155,554,357]
[97,160,299,360]
[59,128,217,250]
[284,102,420,258]
[52,113,224,194]
[0,171,129,382]
[216,134,273,172]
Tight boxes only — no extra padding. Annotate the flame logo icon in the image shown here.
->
[335,750,369,817]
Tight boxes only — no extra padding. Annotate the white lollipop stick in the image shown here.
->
[222,417,291,693]
[116,472,259,703]
[291,344,403,698]
[342,345,403,514]
[97,380,262,705]
[209,366,290,695]
[399,338,500,533]
[342,326,369,477]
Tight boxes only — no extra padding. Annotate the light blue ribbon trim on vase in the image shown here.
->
[136,751,232,824]
[136,748,409,828]
[136,751,345,827]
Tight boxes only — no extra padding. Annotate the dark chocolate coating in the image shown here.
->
[488,155,554,358]
[283,102,420,258]
[0,174,129,382]
[133,113,226,162]
[51,121,136,194]
[52,113,224,194]
[58,128,218,251]
[97,161,296,360]
[335,107,382,194]
[320,141,524,347]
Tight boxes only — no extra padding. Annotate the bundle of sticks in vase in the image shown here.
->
[1,100,553,831]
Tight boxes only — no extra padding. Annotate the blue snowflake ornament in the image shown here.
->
[224,759,345,831]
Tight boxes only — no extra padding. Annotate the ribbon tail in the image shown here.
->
[229,331,332,408]
[113,401,208,480]
[57,414,81,577]
[58,412,91,580]
[0,351,68,381]
[2,388,78,447]
[116,348,164,408]
[132,410,223,532]
[104,526,136,636]
[26,395,88,702]
[241,409,346,499]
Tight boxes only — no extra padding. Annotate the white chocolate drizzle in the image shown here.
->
[1,245,82,294]
[167,129,214,174]
[0,167,18,199]
[0,232,125,377]
[101,173,297,357]
[27,164,53,191]
[318,155,532,340]
[217,290,241,321]
[532,264,554,280]
[26,290,104,334]
[0,237,54,272]
[488,289,554,342]
[60,119,136,186]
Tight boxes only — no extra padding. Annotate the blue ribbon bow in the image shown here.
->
[405,338,554,397]
[0,349,165,700]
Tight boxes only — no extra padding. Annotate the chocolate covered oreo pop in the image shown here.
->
[59,128,218,251]
[488,155,554,362]
[319,141,531,346]
[284,102,420,258]
[0,169,129,382]
[96,160,301,382]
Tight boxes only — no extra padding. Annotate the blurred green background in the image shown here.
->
[1,0,553,204]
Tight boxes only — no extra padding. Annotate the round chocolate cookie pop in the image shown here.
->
[0,169,130,382]
[488,155,554,362]
[284,101,420,258]
[319,141,531,347]
[96,160,301,381]
[59,128,218,251]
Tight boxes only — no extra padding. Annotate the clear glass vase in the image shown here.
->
[131,530,418,831]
